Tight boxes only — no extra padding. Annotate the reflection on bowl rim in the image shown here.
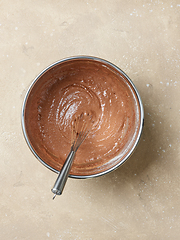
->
[21,55,144,179]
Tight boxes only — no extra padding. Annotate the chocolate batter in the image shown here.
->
[24,59,141,176]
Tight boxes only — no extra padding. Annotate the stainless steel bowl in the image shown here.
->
[22,56,144,179]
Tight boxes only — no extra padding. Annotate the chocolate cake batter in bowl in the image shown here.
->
[22,56,144,178]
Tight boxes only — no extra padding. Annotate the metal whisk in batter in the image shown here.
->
[51,113,93,199]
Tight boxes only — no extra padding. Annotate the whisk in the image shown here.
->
[51,113,93,199]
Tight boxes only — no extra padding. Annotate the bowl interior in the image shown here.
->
[22,57,143,178]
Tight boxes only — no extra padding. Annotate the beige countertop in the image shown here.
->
[0,1,180,239]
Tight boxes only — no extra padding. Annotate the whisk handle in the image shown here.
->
[51,150,76,197]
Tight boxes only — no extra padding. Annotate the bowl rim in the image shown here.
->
[21,55,144,179]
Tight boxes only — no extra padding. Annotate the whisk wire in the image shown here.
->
[71,116,93,152]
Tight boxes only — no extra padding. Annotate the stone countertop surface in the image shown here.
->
[0,1,180,239]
